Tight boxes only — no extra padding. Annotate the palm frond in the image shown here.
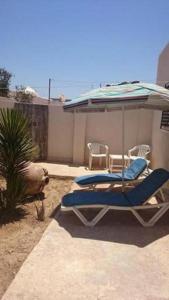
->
[0,108,36,209]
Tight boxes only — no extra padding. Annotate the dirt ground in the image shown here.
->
[0,178,72,299]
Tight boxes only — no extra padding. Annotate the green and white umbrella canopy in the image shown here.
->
[64,82,169,112]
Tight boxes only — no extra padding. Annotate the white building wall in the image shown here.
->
[152,43,169,170]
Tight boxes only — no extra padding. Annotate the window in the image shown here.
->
[165,82,169,90]
[161,111,169,131]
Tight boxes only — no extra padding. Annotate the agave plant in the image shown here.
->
[0,108,36,210]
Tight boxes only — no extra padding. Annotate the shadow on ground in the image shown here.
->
[55,207,169,248]
[0,192,45,226]
[0,207,28,226]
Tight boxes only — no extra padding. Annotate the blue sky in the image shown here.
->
[0,0,169,99]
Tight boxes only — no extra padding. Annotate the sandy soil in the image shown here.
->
[0,178,72,299]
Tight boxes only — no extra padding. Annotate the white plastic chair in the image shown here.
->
[128,144,151,162]
[87,142,109,170]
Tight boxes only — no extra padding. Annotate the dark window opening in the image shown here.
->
[161,111,169,131]
[165,82,169,90]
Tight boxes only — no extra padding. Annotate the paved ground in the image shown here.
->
[2,163,169,300]
[37,162,109,178]
[2,207,169,300]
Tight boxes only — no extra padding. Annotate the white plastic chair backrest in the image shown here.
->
[137,145,150,157]
[88,143,102,154]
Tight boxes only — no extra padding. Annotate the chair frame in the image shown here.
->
[76,160,150,191]
[128,144,151,160]
[77,172,150,191]
[61,187,168,227]
[87,142,109,170]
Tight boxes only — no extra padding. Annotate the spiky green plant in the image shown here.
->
[0,108,36,210]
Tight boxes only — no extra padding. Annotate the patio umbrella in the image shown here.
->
[64,82,169,188]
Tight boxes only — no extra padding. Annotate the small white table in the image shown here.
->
[109,154,130,172]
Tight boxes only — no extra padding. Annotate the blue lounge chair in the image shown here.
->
[75,158,148,189]
[62,169,169,227]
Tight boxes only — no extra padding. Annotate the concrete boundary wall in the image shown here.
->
[84,109,153,164]
[47,105,153,165]
[48,105,74,162]
[73,113,87,164]
[0,98,14,109]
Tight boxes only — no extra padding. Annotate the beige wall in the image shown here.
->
[151,43,169,170]
[73,113,86,164]
[48,105,74,162]
[47,104,153,165]
[84,109,153,164]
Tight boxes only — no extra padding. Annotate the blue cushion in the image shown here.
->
[75,158,147,186]
[62,168,169,207]
[126,168,169,206]
[123,158,147,179]
[62,191,129,207]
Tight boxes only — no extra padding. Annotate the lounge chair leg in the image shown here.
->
[131,204,169,227]
[73,207,109,227]
[131,209,152,227]
[89,156,92,170]
[147,167,150,174]
[147,204,169,226]
[106,155,108,169]
[106,183,115,191]
[89,206,109,226]
[159,189,165,202]
[73,207,91,226]
[88,184,96,190]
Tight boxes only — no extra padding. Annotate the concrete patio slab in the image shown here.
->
[2,209,169,300]
[37,162,108,178]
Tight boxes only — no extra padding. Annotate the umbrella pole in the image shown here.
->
[122,105,125,192]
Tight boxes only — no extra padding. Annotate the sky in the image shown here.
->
[0,0,169,99]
